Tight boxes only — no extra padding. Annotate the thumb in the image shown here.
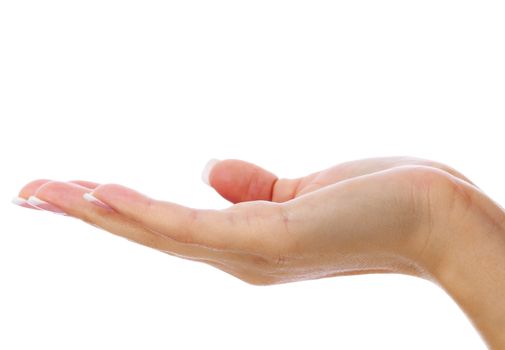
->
[201,159,297,203]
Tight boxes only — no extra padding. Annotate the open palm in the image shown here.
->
[14,156,478,285]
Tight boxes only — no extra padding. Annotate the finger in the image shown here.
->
[30,181,246,265]
[33,181,291,282]
[89,183,284,254]
[14,179,99,210]
[201,157,478,205]
[417,159,478,188]
[203,158,307,203]
[332,156,478,188]
[285,157,478,200]
[17,179,53,198]
[14,179,54,209]
[68,180,100,189]
[18,179,99,199]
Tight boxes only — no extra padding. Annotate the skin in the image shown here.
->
[14,156,505,348]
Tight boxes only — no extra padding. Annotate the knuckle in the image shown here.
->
[393,165,465,215]
[385,166,452,227]
[393,164,455,189]
[408,159,473,186]
[392,165,473,268]
[422,160,460,177]
[432,162,456,175]
[406,166,462,201]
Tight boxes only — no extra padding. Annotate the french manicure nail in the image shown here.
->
[83,193,113,210]
[201,158,220,186]
[27,196,67,215]
[11,196,41,210]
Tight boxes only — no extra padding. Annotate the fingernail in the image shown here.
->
[27,196,67,215]
[11,196,42,210]
[83,193,113,210]
[201,158,220,186]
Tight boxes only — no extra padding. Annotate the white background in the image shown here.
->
[1,0,504,348]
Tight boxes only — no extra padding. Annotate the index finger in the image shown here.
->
[87,184,285,254]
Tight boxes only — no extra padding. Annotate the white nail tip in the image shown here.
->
[24,196,67,215]
[201,158,220,186]
[27,196,48,206]
[83,193,97,202]
[11,196,27,205]
[83,193,112,209]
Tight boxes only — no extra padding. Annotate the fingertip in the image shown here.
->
[201,158,221,186]
[11,196,40,210]
[11,196,27,206]
[206,159,279,203]
[17,179,53,198]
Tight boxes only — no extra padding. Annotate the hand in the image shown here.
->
[12,156,505,347]
[11,156,475,284]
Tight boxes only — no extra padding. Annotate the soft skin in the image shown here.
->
[13,156,505,348]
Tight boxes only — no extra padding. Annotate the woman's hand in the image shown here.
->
[12,156,505,348]
[12,156,461,283]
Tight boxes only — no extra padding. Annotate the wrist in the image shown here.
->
[422,180,505,348]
